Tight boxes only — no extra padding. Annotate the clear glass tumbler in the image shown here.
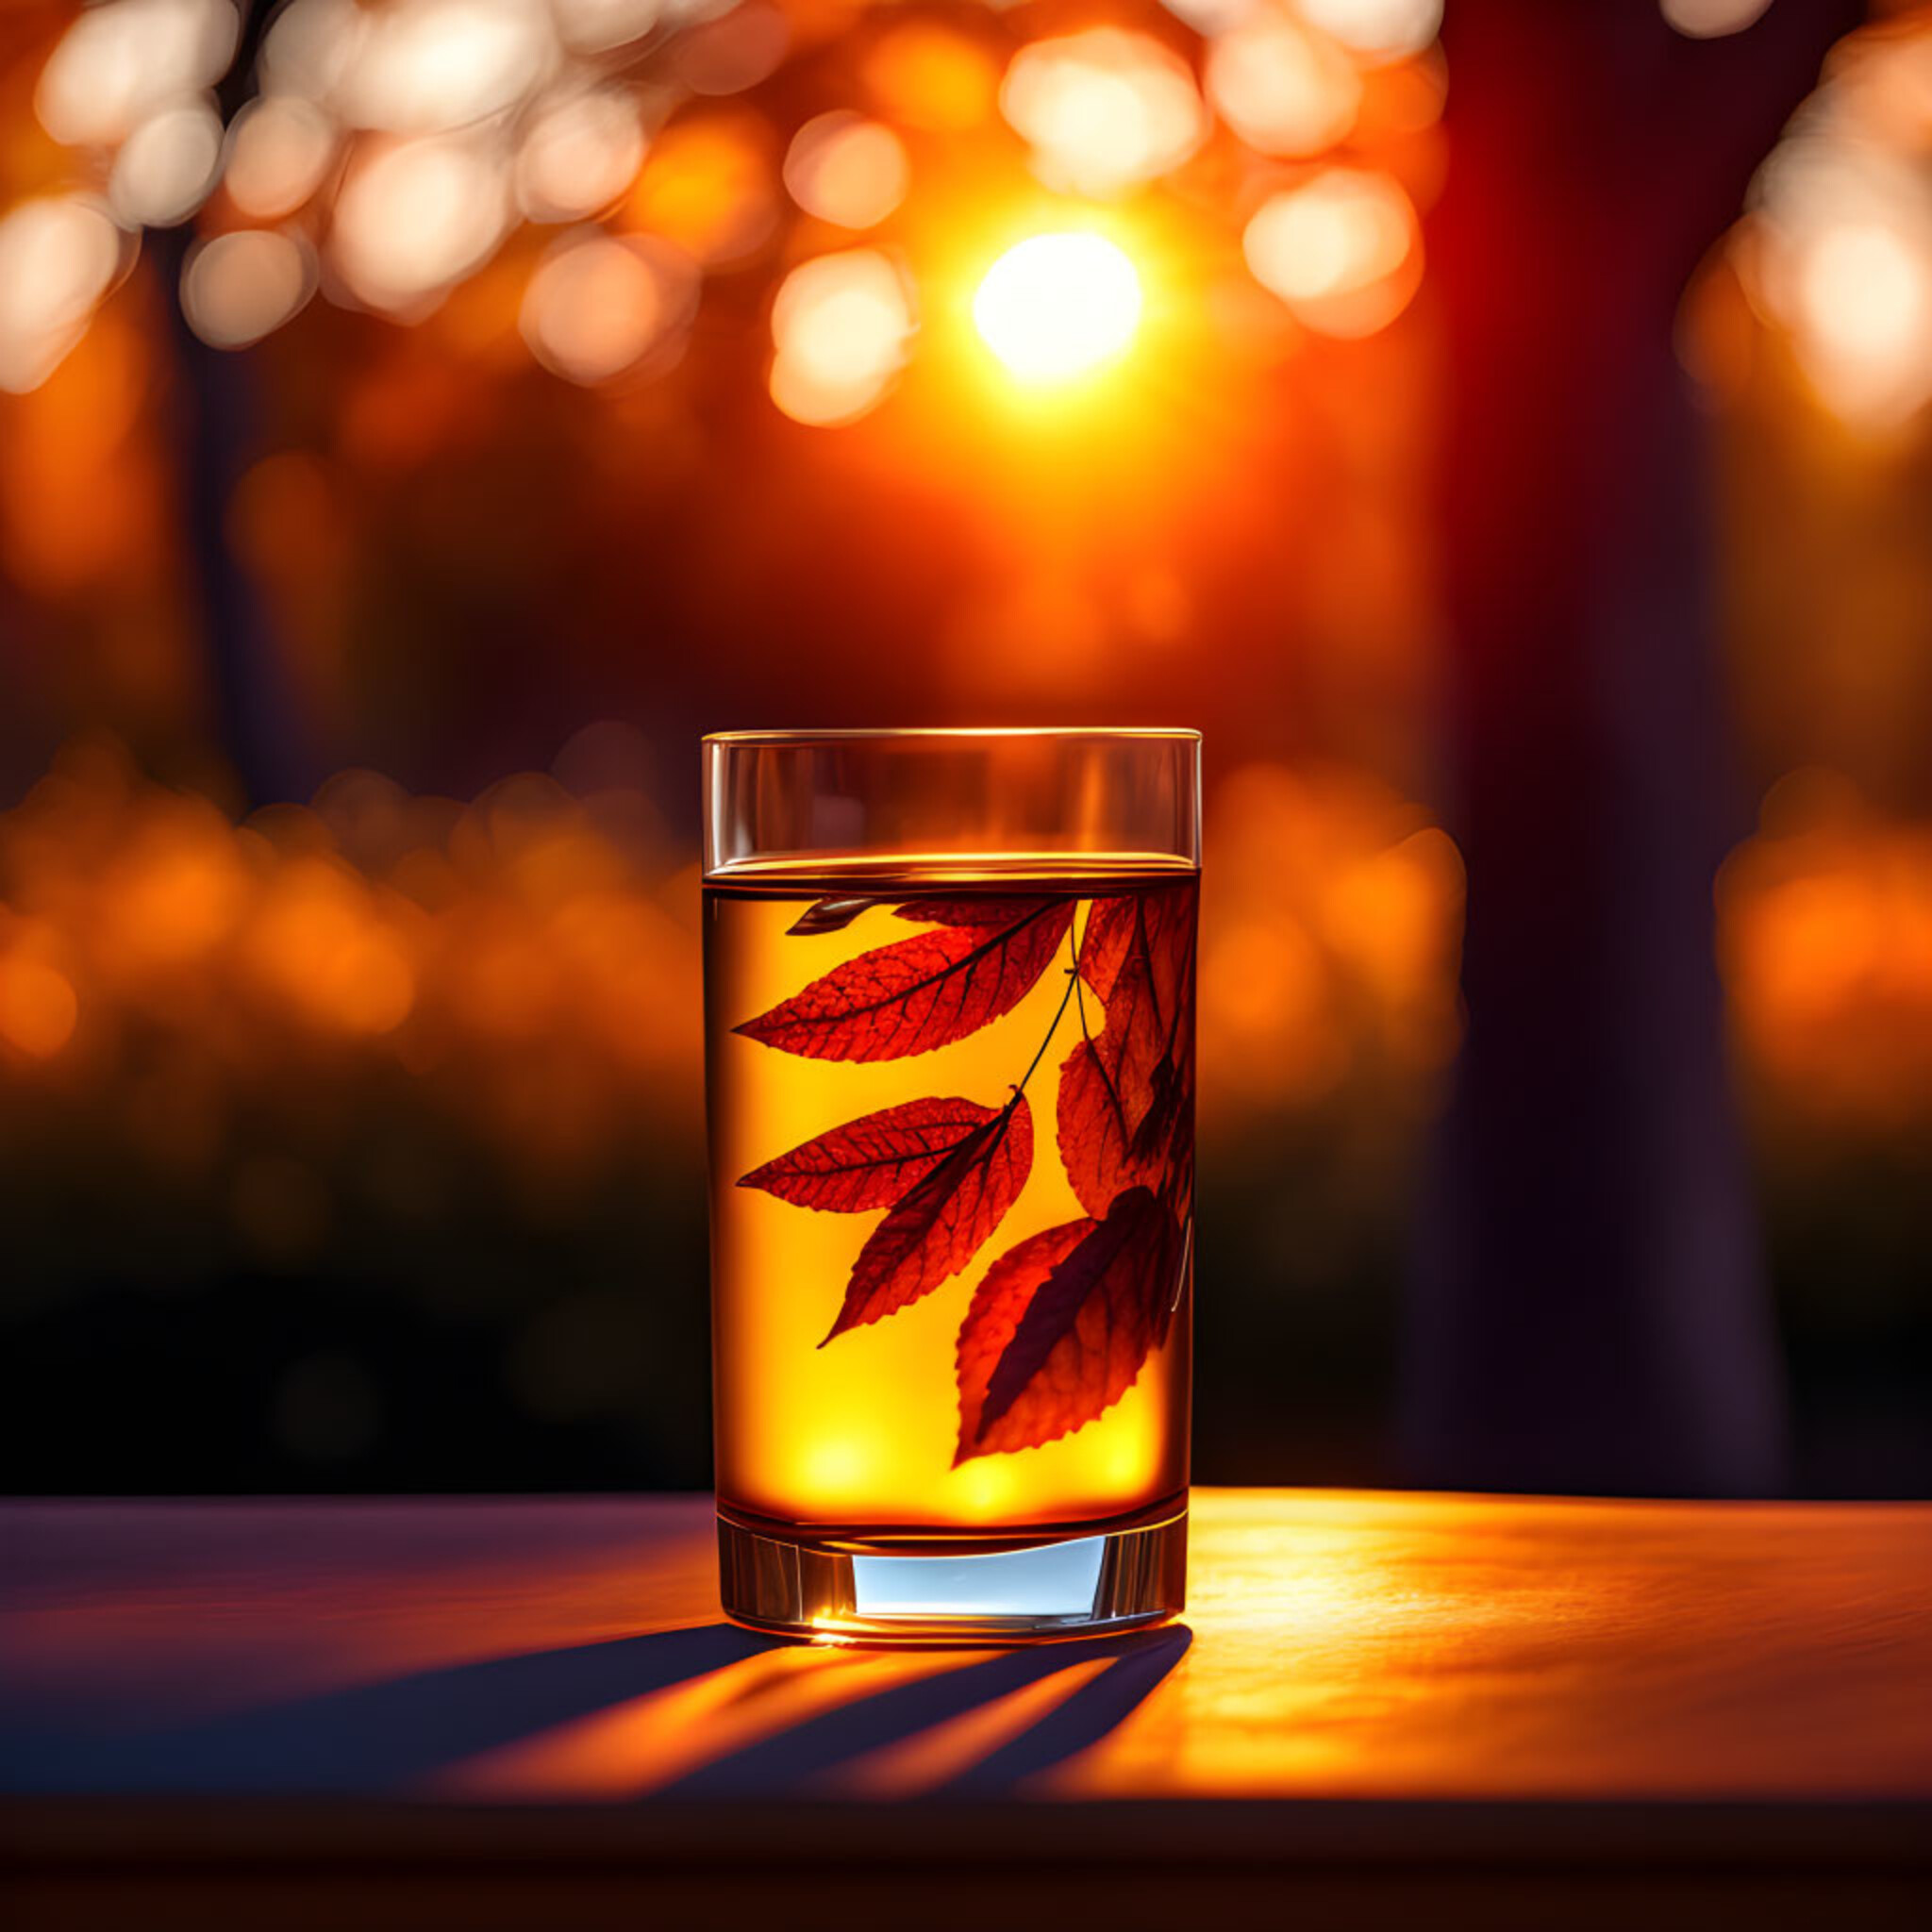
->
[703,729,1199,1640]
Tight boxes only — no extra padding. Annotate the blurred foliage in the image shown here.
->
[0,732,711,1484]
[1,0,1931,1491]
[0,736,1463,1486]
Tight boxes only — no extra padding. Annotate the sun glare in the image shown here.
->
[972,231,1141,384]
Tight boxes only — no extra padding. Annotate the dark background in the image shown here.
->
[3,0,1929,1500]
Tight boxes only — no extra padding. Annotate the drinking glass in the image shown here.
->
[704,728,1199,1640]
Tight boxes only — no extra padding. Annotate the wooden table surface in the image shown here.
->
[4,1490,1930,1926]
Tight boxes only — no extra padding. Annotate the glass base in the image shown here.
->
[716,1500,1188,1644]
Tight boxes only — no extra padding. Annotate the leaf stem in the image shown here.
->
[1073,952,1130,1139]
[1008,924,1082,1106]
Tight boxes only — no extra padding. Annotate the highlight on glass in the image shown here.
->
[703,728,1200,1640]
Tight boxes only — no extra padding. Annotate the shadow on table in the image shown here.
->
[660,1624,1191,1797]
[7,1622,1191,1800]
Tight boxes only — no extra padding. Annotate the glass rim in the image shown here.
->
[703,726,1202,748]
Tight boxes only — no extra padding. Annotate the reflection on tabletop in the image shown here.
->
[3,1491,1929,1804]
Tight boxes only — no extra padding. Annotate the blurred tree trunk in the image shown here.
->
[157,0,316,808]
[1405,0,1859,1494]
[156,230,312,809]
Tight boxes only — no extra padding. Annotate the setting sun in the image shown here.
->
[972,231,1142,383]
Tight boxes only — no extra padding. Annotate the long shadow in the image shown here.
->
[8,1620,1191,1799]
[937,1625,1192,1794]
[657,1625,1192,1798]
[5,1624,770,1795]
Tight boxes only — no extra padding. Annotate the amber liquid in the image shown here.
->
[705,860,1196,1540]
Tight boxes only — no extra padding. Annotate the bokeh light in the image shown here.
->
[1206,15,1361,158]
[673,2,791,97]
[973,232,1142,383]
[0,737,1469,1139]
[34,0,238,147]
[1001,29,1207,198]
[1719,774,1932,1129]
[1242,168,1421,338]
[521,231,697,385]
[783,113,908,230]
[862,23,997,133]
[1662,0,1774,39]
[0,953,79,1061]
[331,135,509,311]
[0,198,128,394]
[242,856,418,1037]
[1298,0,1442,65]
[770,247,915,425]
[630,114,776,266]
[0,0,1457,1486]
[1202,762,1464,1117]
[108,98,225,228]
[259,0,367,99]
[1794,223,1932,385]
[6,0,1932,1507]
[1158,0,1256,32]
[225,95,341,220]
[515,87,647,224]
[3,0,1453,403]
[181,229,317,349]
[550,0,666,57]
[1746,60,1932,434]
[339,0,558,136]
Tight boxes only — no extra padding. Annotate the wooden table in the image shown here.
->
[4,1491,1929,1926]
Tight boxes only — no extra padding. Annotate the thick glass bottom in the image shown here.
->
[716,1499,1188,1643]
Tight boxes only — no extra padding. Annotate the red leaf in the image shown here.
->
[824,1094,1033,1341]
[896,897,1063,929]
[1130,1056,1189,1173]
[738,1097,1006,1212]
[788,897,878,937]
[954,1189,1176,1461]
[1076,898,1135,1004]
[1077,887,1195,1019]
[1058,1035,1153,1217]
[1057,960,1182,1215]
[954,1221,1089,1459]
[736,899,1074,1061]
[1058,888,1198,1216]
